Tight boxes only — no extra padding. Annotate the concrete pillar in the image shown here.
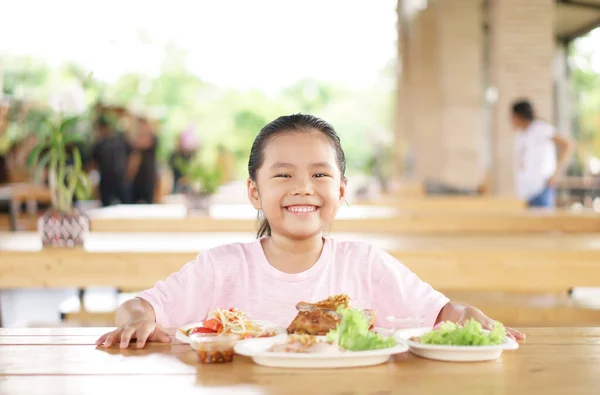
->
[392,0,410,178]
[393,0,428,179]
[488,0,555,196]
[434,0,484,190]
[402,0,484,191]
[411,5,443,181]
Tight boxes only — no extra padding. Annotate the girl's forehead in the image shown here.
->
[264,131,337,162]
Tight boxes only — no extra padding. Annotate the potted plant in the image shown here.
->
[174,153,222,215]
[29,115,92,247]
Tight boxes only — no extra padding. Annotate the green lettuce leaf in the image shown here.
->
[419,318,506,346]
[326,306,397,351]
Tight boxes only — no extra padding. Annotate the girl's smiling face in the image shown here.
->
[247,129,346,240]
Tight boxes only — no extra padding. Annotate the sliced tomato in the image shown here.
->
[202,318,223,333]
[189,326,216,335]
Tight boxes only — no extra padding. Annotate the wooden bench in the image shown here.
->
[358,194,525,212]
[85,204,600,233]
[2,232,600,291]
[444,291,600,327]
[2,232,599,327]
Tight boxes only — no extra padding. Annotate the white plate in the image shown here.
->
[175,320,287,344]
[233,328,407,368]
[395,327,519,362]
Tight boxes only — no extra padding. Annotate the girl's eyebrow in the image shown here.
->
[269,162,295,170]
[269,162,333,170]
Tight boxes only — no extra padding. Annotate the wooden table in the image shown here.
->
[0,183,50,231]
[0,327,599,394]
[85,204,600,233]
[2,232,600,292]
[358,195,526,211]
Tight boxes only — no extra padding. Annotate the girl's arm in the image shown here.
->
[548,134,575,186]
[115,297,156,326]
[370,249,525,341]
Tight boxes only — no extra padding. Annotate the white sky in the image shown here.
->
[2,1,599,91]
[0,0,398,90]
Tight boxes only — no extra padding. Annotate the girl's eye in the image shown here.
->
[274,174,291,178]
[314,173,329,178]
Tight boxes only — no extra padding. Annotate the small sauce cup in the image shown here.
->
[190,334,237,364]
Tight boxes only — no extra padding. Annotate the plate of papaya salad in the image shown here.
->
[176,308,286,344]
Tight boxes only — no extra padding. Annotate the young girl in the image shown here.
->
[96,114,525,349]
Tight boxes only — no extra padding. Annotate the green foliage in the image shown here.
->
[568,35,600,175]
[3,40,394,178]
[29,115,92,213]
[174,153,222,195]
[2,56,52,97]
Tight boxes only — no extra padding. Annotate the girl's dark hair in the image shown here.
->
[248,113,346,238]
[511,99,535,121]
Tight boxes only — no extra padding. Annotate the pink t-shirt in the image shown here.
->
[137,237,449,329]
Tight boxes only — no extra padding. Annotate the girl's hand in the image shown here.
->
[437,302,525,341]
[457,305,525,341]
[95,320,171,349]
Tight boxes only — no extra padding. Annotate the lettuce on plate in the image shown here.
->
[418,318,506,346]
[327,307,397,351]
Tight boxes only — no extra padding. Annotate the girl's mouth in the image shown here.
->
[285,205,319,215]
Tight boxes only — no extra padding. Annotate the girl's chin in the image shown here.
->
[272,226,325,240]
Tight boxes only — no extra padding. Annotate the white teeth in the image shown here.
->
[287,206,317,213]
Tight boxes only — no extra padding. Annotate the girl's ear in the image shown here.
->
[339,177,347,200]
[247,178,261,210]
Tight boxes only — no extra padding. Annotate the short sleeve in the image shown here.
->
[532,121,555,143]
[136,252,215,328]
[371,249,449,328]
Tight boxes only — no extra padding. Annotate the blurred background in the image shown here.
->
[2,0,600,328]
[1,0,599,206]
[0,0,399,205]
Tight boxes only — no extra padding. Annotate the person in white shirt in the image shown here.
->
[511,99,574,208]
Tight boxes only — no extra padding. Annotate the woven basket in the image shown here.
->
[38,210,90,248]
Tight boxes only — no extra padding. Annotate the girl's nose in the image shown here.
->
[291,178,314,195]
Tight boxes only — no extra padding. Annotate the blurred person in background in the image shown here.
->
[126,116,158,204]
[169,125,199,193]
[511,99,575,208]
[90,114,130,207]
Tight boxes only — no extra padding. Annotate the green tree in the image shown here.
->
[568,36,600,175]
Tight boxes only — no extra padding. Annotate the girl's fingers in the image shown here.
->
[95,332,109,345]
[102,329,122,348]
[120,326,137,349]
[507,327,526,340]
[155,329,172,344]
[135,324,155,349]
[96,324,170,350]
[481,320,495,331]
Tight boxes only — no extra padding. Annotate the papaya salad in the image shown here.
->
[181,308,278,340]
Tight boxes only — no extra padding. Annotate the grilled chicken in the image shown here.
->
[286,294,376,335]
